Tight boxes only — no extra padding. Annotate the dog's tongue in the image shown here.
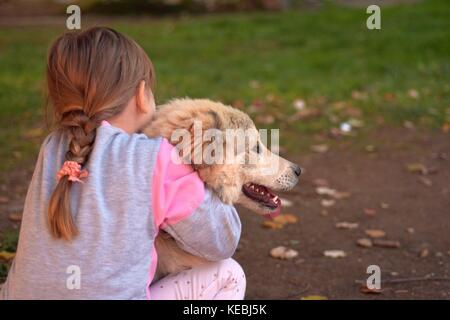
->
[263,200,282,220]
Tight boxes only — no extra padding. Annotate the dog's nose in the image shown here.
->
[292,165,302,177]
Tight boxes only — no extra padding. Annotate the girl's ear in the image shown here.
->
[136,80,152,114]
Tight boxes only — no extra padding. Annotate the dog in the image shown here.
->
[143,98,301,280]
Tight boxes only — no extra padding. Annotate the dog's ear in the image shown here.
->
[143,100,223,139]
[143,99,226,169]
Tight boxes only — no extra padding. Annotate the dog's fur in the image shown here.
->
[143,98,300,280]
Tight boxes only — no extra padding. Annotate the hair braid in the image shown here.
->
[46,26,155,240]
[62,110,97,165]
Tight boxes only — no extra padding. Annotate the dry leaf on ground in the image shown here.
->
[301,295,328,300]
[406,163,426,173]
[323,250,347,258]
[311,144,329,154]
[316,187,350,199]
[356,238,373,248]
[270,246,298,260]
[336,222,359,230]
[313,178,329,187]
[363,208,377,216]
[0,251,15,262]
[8,213,22,222]
[365,229,386,239]
[360,285,383,294]
[262,213,298,229]
[279,198,293,207]
[321,199,335,208]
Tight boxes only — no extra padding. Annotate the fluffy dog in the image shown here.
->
[144,98,301,280]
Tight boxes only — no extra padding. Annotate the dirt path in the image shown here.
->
[1,126,449,299]
[235,127,450,299]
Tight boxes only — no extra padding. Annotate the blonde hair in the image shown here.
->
[46,27,155,240]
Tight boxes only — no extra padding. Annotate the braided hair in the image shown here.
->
[46,27,155,240]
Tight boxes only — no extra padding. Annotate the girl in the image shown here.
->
[0,27,245,300]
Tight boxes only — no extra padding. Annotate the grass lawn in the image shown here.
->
[0,0,449,173]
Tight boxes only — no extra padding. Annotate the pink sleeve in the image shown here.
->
[152,138,205,228]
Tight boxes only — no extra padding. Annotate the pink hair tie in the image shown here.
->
[57,161,88,183]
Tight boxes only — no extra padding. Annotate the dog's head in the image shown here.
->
[144,98,301,218]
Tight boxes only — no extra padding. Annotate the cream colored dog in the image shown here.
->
[144,98,301,280]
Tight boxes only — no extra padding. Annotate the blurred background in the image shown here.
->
[0,0,449,299]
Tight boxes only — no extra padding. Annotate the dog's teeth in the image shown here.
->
[273,196,278,202]
[250,185,255,189]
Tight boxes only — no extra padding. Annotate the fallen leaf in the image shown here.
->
[316,187,336,196]
[408,89,419,99]
[418,176,432,187]
[8,213,22,222]
[315,187,350,200]
[365,229,386,239]
[301,295,328,300]
[311,144,329,153]
[292,108,321,121]
[313,178,329,187]
[348,118,364,128]
[262,213,298,229]
[292,99,306,111]
[323,250,347,258]
[406,227,415,234]
[0,251,15,262]
[336,222,359,230]
[403,120,415,130]
[356,238,373,248]
[406,163,428,174]
[256,114,275,124]
[365,145,376,153]
[380,203,389,210]
[321,199,335,208]
[373,239,401,248]
[360,285,383,294]
[279,197,293,207]
[363,208,377,216]
[270,246,298,260]
[418,248,429,258]
[333,191,351,200]
[443,123,450,133]
[345,106,363,117]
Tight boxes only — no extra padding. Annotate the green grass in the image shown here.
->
[0,0,449,172]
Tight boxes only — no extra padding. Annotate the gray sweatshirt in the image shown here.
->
[0,123,241,299]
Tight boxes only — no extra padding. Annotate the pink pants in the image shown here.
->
[150,258,246,300]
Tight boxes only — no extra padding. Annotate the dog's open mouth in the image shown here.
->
[242,183,281,218]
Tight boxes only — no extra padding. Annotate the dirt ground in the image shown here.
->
[235,127,450,300]
[1,126,449,299]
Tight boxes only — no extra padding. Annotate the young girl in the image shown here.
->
[0,27,245,300]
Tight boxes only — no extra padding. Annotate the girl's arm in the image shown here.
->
[152,138,241,261]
